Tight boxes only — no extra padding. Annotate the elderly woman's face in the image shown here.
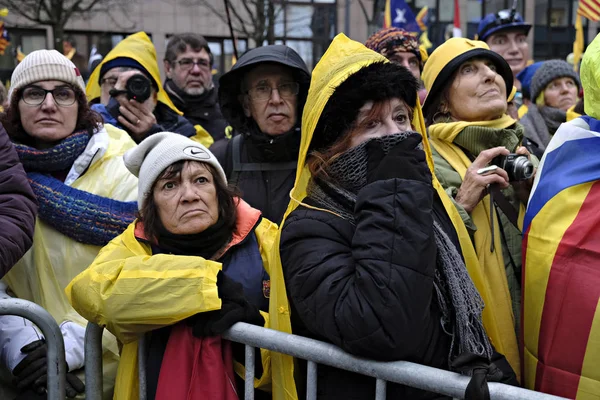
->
[543,77,578,111]
[18,80,79,146]
[447,58,507,122]
[153,161,219,235]
[349,98,412,149]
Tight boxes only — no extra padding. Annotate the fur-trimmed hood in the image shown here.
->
[310,62,418,152]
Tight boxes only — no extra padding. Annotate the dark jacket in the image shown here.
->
[92,101,197,142]
[280,178,516,399]
[164,80,228,141]
[211,129,300,224]
[0,124,37,277]
[213,45,311,224]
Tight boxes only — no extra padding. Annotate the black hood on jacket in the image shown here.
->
[218,45,311,134]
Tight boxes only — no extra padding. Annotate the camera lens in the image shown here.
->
[510,156,534,181]
[126,74,151,103]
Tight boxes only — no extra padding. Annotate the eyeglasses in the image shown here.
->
[173,58,211,71]
[246,82,300,101]
[100,77,118,88]
[21,86,77,107]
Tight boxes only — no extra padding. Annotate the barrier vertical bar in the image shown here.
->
[0,299,66,400]
[84,323,105,400]
[245,344,255,400]
[375,379,387,400]
[306,361,317,400]
[138,334,148,400]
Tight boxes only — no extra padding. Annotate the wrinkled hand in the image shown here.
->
[366,134,431,184]
[511,146,536,205]
[189,272,265,337]
[13,340,85,398]
[112,70,157,141]
[456,146,510,214]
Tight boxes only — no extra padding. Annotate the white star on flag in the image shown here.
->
[394,8,406,24]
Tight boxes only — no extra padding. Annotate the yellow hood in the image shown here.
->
[86,32,181,114]
[581,33,600,120]
[268,33,447,400]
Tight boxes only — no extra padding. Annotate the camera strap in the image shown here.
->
[488,185,520,253]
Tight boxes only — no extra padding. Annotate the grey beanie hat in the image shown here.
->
[123,132,227,209]
[530,60,581,102]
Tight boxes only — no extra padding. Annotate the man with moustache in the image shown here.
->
[477,8,532,105]
[210,45,310,223]
[163,34,228,141]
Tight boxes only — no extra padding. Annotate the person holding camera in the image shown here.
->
[422,37,537,380]
[87,32,208,145]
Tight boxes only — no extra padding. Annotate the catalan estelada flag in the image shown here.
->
[383,0,420,32]
[522,116,600,398]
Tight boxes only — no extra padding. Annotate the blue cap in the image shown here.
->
[516,61,543,99]
[477,9,532,42]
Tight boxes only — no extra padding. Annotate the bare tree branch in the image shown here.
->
[356,0,371,22]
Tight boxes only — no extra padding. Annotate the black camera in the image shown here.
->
[125,74,152,103]
[492,153,534,181]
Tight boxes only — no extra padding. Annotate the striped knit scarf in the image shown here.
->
[13,130,90,172]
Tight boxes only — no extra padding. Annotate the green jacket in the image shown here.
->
[430,123,533,332]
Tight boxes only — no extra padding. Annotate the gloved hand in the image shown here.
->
[190,271,265,337]
[12,340,85,398]
[366,134,431,184]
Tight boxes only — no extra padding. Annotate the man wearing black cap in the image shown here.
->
[210,45,310,223]
[476,7,532,94]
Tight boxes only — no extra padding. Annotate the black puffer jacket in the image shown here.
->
[212,45,310,224]
[280,177,517,399]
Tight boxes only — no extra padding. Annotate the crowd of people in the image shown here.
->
[0,6,598,400]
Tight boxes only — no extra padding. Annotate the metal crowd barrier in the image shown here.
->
[84,321,568,400]
[0,298,66,399]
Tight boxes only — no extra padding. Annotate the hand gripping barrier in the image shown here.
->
[0,298,66,399]
[84,321,570,400]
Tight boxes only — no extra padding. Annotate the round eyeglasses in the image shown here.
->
[21,86,77,107]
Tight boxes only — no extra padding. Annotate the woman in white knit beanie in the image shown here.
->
[68,132,275,400]
[0,49,139,398]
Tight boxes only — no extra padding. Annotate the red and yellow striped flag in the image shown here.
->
[574,1,600,71]
[522,116,600,398]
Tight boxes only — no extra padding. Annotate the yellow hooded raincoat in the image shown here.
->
[267,33,504,400]
[3,125,138,398]
[66,204,279,400]
[86,32,214,148]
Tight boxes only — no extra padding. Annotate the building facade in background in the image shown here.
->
[0,0,591,84]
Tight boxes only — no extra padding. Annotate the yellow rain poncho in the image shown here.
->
[267,33,505,399]
[67,201,279,400]
[86,32,213,147]
[3,125,138,398]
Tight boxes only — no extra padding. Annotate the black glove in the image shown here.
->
[451,352,504,400]
[190,271,265,337]
[13,340,85,398]
[366,134,431,184]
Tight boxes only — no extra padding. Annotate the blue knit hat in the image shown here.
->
[516,61,543,100]
[98,57,158,89]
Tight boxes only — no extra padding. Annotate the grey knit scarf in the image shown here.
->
[307,133,493,366]
[521,104,566,154]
